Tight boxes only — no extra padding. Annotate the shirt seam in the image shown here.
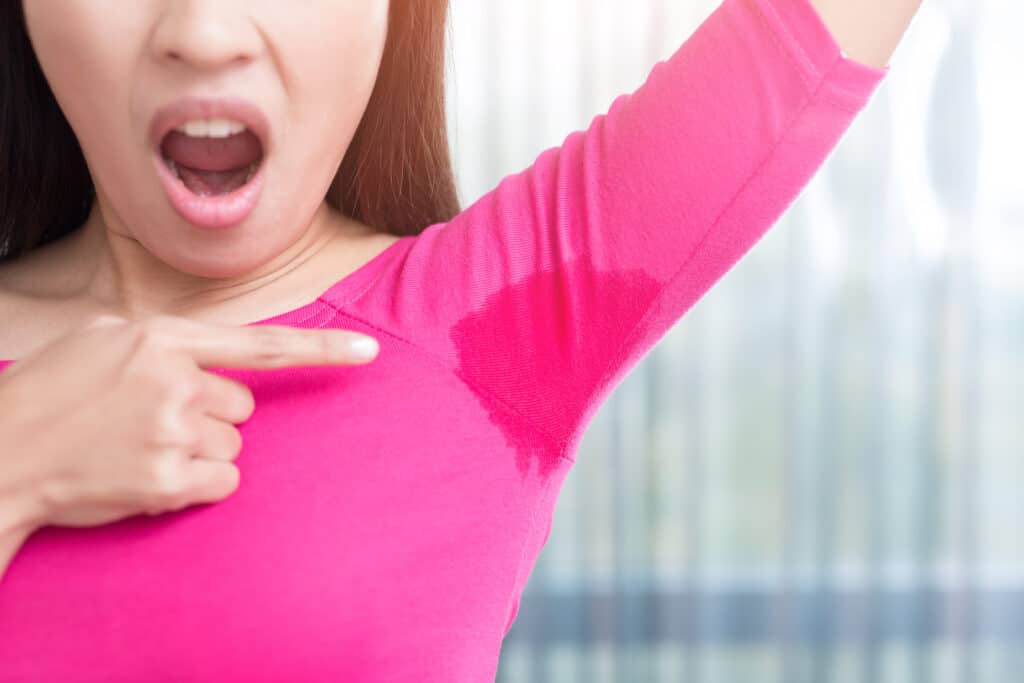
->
[742,0,821,92]
[317,301,576,462]
[293,302,337,328]
[583,53,846,429]
[501,470,557,640]
[316,303,571,641]
[750,0,870,111]
[320,236,416,310]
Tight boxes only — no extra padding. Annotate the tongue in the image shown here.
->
[161,129,263,196]
[161,129,262,170]
[175,165,253,196]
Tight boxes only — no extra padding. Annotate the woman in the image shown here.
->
[0,0,920,679]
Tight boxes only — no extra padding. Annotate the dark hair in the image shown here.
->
[0,1,461,262]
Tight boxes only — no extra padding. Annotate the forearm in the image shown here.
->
[809,0,924,68]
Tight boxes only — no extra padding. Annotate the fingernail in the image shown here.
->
[348,335,379,359]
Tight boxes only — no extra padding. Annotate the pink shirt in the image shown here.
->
[0,0,887,679]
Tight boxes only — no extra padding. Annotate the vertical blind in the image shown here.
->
[446,0,1021,680]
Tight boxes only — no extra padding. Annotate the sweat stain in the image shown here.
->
[449,256,663,481]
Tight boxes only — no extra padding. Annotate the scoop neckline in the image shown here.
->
[242,233,412,328]
[0,233,413,367]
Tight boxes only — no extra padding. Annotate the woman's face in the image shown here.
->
[21,0,389,278]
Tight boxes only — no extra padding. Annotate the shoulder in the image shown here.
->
[0,248,87,361]
[0,265,35,360]
[0,256,32,320]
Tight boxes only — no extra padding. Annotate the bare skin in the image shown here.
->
[809,0,925,69]
[0,202,402,361]
[6,0,391,356]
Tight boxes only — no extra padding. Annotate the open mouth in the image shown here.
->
[159,126,264,198]
[148,99,272,229]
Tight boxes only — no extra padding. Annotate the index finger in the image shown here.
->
[154,316,380,369]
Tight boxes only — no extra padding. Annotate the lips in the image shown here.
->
[148,96,272,230]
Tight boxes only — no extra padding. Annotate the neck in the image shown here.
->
[64,199,369,324]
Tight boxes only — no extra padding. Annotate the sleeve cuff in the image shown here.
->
[747,0,890,111]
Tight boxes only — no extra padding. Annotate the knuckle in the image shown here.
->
[234,385,256,420]
[146,457,186,509]
[130,316,183,359]
[149,411,199,452]
[209,423,242,460]
[226,427,243,458]
[136,316,171,349]
[148,370,202,406]
[318,332,336,358]
[249,329,291,365]
[176,376,205,406]
[121,322,186,386]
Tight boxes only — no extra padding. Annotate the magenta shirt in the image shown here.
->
[0,0,887,679]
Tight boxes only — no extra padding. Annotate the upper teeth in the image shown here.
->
[174,118,248,139]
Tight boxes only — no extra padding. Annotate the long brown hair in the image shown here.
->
[0,1,461,262]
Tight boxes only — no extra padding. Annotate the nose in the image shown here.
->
[150,0,263,71]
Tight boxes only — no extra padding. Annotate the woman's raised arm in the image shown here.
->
[382,0,914,458]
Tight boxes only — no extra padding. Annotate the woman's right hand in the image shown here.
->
[0,314,380,530]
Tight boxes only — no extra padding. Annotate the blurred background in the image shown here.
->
[445,0,1020,681]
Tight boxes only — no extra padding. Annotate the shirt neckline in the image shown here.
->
[0,233,414,367]
[241,233,412,328]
